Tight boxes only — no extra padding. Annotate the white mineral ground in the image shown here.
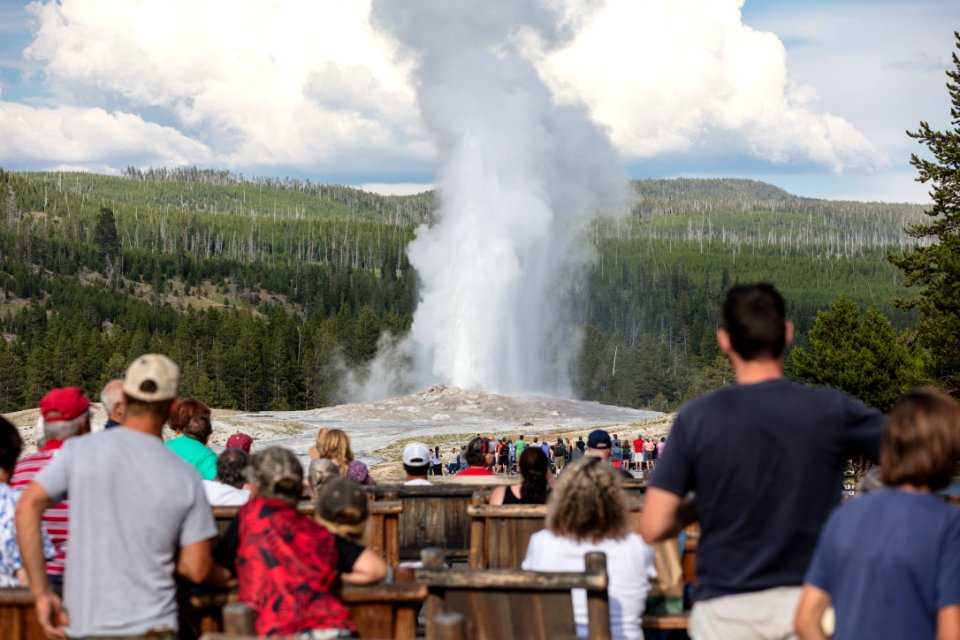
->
[7,384,674,481]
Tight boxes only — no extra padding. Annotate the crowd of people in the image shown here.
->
[0,354,389,639]
[434,428,666,480]
[0,281,956,640]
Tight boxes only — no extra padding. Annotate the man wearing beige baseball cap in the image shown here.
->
[17,354,221,639]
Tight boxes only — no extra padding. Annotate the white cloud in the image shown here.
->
[9,0,885,177]
[22,0,427,171]
[540,0,886,173]
[0,101,210,166]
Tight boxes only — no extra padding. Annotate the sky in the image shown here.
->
[0,0,957,203]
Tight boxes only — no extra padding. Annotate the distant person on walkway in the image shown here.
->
[11,387,91,586]
[633,435,644,471]
[17,354,219,639]
[523,457,656,640]
[489,446,552,505]
[795,389,960,640]
[640,283,884,640]
[215,447,385,637]
[515,435,527,460]
[457,437,495,477]
[445,447,459,475]
[570,437,584,462]
[402,442,432,486]
[553,438,567,473]
[167,414,217,480]
[431,446,443,477]
[203,447,251,507]
[310,426,372,485]
[100,379,125,430]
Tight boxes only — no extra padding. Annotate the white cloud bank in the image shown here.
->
[0,0,884,176]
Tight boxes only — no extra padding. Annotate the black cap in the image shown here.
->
[587,429,611,450]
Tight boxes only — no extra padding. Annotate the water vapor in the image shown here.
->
[357,0,626,398]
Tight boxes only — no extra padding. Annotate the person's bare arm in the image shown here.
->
[939,604,960,640]
[488,485,506,506]
[341,549,387,585]
[639,487,695,543]
[176,539,213,584]
[794,584,831,640]
[15,482,67,640]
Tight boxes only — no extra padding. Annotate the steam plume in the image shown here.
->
[361,0,626,398]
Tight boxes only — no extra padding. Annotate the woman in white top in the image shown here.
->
[523,456,656,640]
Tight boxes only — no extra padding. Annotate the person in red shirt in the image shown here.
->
[457,437,496,477]
[11,387,91,587]
[215,447,386,637]
[632,435,644,471]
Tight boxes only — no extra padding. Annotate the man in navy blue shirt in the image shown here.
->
[639,283,884,640]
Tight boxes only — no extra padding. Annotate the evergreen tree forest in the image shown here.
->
[0,167,931,413]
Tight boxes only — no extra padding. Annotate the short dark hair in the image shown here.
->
[216,448,249,488]
[881,388,960,491]
[0,416,22,476]
[125,396,174,421]
[722,283,787,360]
[403,463,429,478]
[184,414,212,444]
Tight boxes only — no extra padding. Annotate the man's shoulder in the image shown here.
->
[680,379,851,417]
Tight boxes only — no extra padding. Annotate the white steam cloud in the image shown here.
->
[351,0,626,399]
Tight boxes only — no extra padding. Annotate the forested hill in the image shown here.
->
[0,168,927,414]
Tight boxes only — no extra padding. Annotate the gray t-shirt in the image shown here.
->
[36,427,217,636]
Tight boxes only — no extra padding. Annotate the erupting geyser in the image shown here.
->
[360,1,626,399]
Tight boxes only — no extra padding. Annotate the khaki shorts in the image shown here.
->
[690,586,802,640]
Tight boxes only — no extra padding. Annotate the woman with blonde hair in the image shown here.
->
[309,427,372,485]
[523,456,656,640]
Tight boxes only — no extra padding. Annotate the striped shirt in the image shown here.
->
[11,441,68,576]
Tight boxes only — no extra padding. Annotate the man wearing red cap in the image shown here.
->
[17,354,220,639]
[10,387,91,588]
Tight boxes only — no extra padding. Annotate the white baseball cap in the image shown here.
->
[403,442,431,467]
[123,354,179,402]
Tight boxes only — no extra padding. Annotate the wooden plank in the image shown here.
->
[189,583,426,639]
[0,592,45,640]
[642,613,690,630]
[485,514,544,569]
[420,549,611,640]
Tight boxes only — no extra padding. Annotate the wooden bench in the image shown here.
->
[467,494,647,570]
[418,547,612,640]
[367,484,494,562]
[0,588,45,640]
[467,500,548,569]
[186,580,427,639]
[212,500,402,566]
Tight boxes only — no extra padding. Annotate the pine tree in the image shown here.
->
[790,296,922,411]
[94,207,121,260]
[889,31,960,394]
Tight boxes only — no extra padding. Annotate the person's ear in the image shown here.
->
[717,328,733,355]
[784,320,795,348]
